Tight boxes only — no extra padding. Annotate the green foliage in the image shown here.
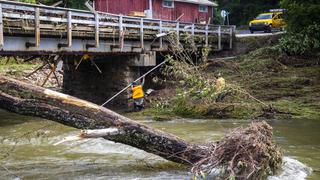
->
[162,56,220,102]
[155,53,221,117]
[213,9,223,25]
[18,0,36,3]
[281,0,320,33]
[216,0,280,25]
[39,0,88,9]
[278,24,320,55]
[17,0,88,9]
[63,0,87,9]
[276,0,320,55]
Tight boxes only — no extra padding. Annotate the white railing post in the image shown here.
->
[94,13,99,48]
[140,18,144,50]
[191,23,195,36]
[35,7,40,47]
[0,3,3,49]
[205,25,209,47]
[176,21,180,44]
[159,20,163,49]
[67,10,72,47]
[119,15,124,51]
[191,23,195,46]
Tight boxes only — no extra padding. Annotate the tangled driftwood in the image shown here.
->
[192,122,283,179]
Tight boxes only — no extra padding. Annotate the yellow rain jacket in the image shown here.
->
[132,85,144,99]
[216,77,226,93]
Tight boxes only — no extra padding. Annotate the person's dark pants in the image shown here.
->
[216,91,230,102]
[133,98,144,111]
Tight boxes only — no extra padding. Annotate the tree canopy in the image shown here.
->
[281,0,320,32]
[215,0,280,25]
[17,0,87,9]
[277,0,320,55]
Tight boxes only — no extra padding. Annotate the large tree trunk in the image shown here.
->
[0,75,202,165]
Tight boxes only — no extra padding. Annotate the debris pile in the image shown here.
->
[192,121,283,179]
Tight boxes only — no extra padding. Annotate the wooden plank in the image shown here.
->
[67,11,72,47]
[128,11,145,17]
[2,13,95,26]
[95,13,99,48]
[176,22,180,44]
[205,25,209,47]
[119,15,124,51]
[35,7,40,47]
[159,20,163,49]
[140,18,144,50]
[2,13,202,33]
[191,24,195,36]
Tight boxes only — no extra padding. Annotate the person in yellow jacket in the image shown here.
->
[216,73,226,93]
[131,77,145,111]
[215,73,227,102]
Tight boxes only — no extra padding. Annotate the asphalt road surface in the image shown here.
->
[236,29,285,38]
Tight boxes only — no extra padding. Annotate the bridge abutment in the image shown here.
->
[63,53,156,108]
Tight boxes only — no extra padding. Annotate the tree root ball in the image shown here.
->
[191,121,283,179]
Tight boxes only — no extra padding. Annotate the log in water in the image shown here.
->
[0,75,202,165]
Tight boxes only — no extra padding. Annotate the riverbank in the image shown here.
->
[223,49,320,120]
[0,47,319,121]
[128,47,320,121]
[0,57,62,90]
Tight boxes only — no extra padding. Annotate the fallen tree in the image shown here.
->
[0,75,282,179]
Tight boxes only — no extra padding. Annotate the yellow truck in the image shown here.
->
[249,9,286,33]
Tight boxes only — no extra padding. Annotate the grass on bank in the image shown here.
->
[0,57,41,77]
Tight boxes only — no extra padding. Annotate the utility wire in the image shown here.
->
[101,59,169,107]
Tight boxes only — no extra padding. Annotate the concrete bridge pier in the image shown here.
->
[63,52,156,108]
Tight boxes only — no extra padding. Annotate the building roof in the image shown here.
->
[175,0,217,6]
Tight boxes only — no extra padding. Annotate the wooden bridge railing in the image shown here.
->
[0,0,235,52]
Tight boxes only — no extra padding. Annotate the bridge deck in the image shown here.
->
[0,0,235,55]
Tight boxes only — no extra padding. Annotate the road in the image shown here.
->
[236,30,285,38]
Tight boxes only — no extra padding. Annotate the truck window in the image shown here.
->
[256,14,272,20]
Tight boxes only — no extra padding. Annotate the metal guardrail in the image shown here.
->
[0,0,236,51]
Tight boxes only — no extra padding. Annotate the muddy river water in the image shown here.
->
[0,109,319,179]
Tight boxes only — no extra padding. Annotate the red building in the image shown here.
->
[93,0,217,23]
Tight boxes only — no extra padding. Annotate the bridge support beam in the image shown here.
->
[63,52,156,108]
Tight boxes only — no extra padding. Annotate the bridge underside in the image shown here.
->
[0,35,168,55]
[63,54,160,108]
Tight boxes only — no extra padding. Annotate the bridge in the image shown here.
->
[0,0,235,55]
[0,0,235,107]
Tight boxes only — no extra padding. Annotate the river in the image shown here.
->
[0,109,319,180]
